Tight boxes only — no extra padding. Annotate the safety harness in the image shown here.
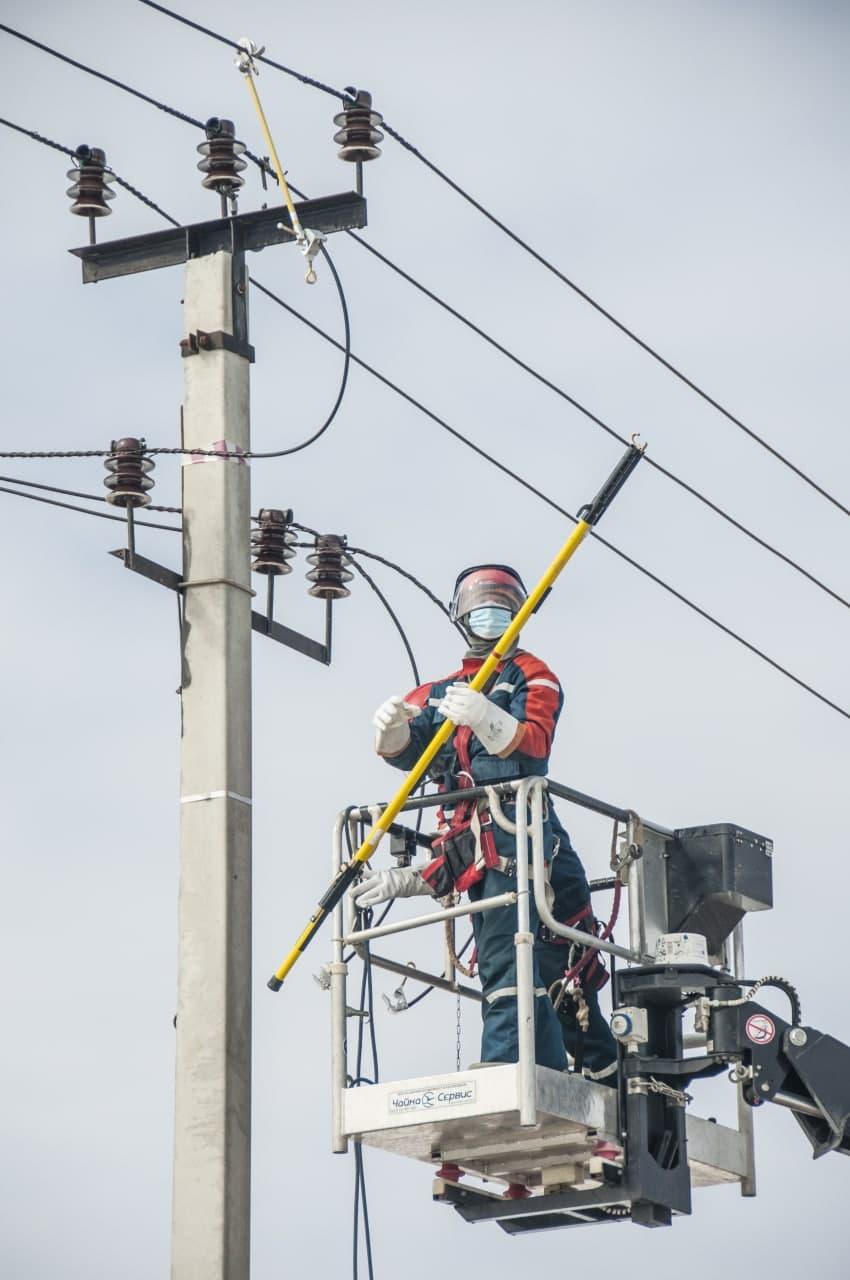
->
[420,725,507,897]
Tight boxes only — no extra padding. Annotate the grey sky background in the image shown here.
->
[1,0,848,1275]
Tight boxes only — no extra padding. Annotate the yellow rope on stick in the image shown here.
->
[236,38,304,240]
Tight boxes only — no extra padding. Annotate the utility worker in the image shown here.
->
[353,564,618,1080]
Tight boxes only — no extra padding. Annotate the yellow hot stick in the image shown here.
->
[240,66,304,239]
[267,440,646,990]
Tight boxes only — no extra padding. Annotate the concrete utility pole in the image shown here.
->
[173,247,253,1277]
[72,186,366,1279]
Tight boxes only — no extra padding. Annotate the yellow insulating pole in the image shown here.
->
[236,40,305,241]
[268,438,647,990]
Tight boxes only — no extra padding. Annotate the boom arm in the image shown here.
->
[710,998,850,1158]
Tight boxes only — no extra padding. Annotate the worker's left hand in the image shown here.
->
[350,865,434,909]
[438,682,521,755]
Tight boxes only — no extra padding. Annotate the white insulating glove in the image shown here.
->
[438,682,521,756]
[350,864,435,909]
[373,694,421,756]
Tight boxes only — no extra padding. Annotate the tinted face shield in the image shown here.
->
[450,565,527,625]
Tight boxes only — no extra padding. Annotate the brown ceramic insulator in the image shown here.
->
[306,534,353,599]
[333,89,384,163]
[251,508,297,575]
[103,437,155,508]
[197,117,247,195]
[66,145,115,217]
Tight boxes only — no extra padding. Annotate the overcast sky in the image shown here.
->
[1,1,848,1276]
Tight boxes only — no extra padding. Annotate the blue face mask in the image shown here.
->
[467,606,512,639]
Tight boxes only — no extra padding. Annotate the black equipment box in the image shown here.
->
[666,823,773,954]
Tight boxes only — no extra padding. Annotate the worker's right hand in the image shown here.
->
[373,694,421,756]
[350,865,434,909]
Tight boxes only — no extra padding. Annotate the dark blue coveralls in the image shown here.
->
[381,650,617,1077]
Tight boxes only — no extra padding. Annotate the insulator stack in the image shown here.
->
[197,118,247,201]
[306,534,353,599]
[251,509,297,575]
[66,145,115,218]
[103,437,155,508]
[333,89,384,163]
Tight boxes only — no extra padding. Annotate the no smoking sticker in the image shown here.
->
[745,1013,776,1045]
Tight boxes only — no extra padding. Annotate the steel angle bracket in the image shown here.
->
[71,191,367,282]
[109,548,331,664]
[180,330,255,363]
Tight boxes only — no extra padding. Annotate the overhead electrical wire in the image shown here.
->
[0,117,180,226]
[293,521,461,632]
[0,471,180,512]
[1,62,843,613]
[132,0,850,520]
[135,1,343,101]
[252,281,850,723]
[348,560,420,686]
[343,233,850,612]
[293,521,421,684]
[0,22,272,177]
[0,114,351,462]
[0,483,180,532]
[3,61,847,720]
[1,26,840,603]
[346,546,465,637]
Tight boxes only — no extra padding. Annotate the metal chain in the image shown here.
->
[628,1076,693,1106]
[455,993,462,1073]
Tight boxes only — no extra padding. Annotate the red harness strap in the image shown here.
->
[421,718,501,895]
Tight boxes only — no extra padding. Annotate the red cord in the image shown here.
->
[561,880,621,985]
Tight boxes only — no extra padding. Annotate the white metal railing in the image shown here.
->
[329,776,649,1149]
[328,774,755,1189]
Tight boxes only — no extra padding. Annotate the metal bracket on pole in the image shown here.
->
[180,330,256,363]
[109,548,332,664]
[69,192,367,283]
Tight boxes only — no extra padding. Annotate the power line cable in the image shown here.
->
[349,558,420,686]
[0,115,350,461]
[251,280,850,722]
[293,522,460,632]
[4,65,845,719]
[347,546,466,637]
[133,1,850,519]
[292,518,422,682]
[136,0,343,101]
[0,471,180,512]
[0,22,270,176]
[0,116,181,226]
[6,87,842,615]
[0,22,207,132]
[0,483,180,531]
[150,246,351,459]
[7,25,846,587]
[344,233,850,612]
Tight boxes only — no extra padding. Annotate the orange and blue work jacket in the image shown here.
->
[381,650,565,896]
